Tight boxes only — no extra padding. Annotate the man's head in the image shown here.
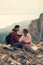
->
[23,29,28,36]
[14,25,20,31]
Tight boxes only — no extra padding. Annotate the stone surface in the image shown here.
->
[29,13,43,44]
[0,42,43,65]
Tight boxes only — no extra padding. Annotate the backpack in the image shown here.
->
[5,33,11,44]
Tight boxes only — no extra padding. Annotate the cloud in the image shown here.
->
[0,0,43,28]
[0,0,43,14]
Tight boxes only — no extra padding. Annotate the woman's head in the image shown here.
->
[23,29,28,36]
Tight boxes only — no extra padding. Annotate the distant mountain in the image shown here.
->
[0,20,31,43]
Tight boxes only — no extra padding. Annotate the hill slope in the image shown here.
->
[0,20,30,43]
[0,42,43,65]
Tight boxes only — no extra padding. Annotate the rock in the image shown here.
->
[37,54,43,58]
[31,45,40,51]
[0,42,43,65]
[29,13,43,44]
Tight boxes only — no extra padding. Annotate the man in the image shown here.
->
[10,25,22,47]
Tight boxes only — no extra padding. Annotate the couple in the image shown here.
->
[10,25,33,49]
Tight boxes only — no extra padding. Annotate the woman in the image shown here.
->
[19,29,33,48]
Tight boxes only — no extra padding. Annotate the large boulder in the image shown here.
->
[29,13,43,44]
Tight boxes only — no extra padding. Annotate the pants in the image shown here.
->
[12,42,24,48]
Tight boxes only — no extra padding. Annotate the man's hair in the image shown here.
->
[15,25,20,28]
[12,25,20,31]
[23,29,28,33]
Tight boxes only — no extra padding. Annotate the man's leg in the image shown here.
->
[12,42,23,48]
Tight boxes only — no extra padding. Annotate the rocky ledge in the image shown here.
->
[0,42,43,65]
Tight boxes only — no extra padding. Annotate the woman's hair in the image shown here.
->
[23,29,28,33]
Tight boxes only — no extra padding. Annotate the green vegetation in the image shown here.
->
[0,20,31,43]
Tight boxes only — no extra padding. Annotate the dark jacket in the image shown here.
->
[10,29,22,45]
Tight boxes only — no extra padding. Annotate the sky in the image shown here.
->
[0,0,43,29]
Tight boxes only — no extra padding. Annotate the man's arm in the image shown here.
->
[17,32,22,36]
[14,33,19,42]
[10,33,15,45]
[17,33,22,38]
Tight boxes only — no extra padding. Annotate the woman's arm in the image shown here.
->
[19,36,23,42]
